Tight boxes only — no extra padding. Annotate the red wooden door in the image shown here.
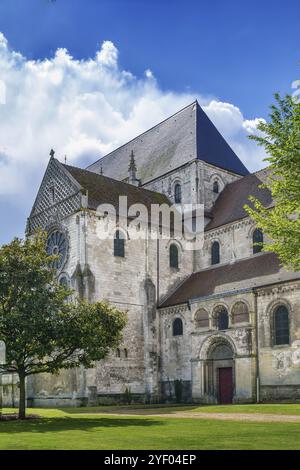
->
[218,367,233,404]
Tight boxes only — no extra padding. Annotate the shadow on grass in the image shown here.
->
[0,416,165,434]
[59,404,201,416]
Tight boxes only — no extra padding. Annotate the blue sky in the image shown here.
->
[0,0,299,244]
[1,0,299,117]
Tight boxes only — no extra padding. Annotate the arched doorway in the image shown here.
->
[203,339,234,404]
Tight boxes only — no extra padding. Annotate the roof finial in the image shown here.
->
[100,165,103,175]
[50,148,55,159]
[64,155,67,164]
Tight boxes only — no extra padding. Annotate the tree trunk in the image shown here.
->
[18,372,26,420]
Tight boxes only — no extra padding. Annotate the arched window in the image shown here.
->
[214,306,229,330]
[173,318,183,336]
[169,244,179,268]
[213,181,219,194]
[253,228,263,254]
[59,276,69,287]
[194,309,209,328]
[232,302,249,324]
[114,230,125,257]
[174,183,182,204]
[124,348,128,358]
[211,241,220,265]
[274,305,290,345]
[116,348,121,358]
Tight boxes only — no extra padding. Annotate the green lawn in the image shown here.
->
[0,405,300,449]
[58,403,300,416]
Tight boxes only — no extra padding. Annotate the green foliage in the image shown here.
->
[0,232,127,418]
[244,92,300,270]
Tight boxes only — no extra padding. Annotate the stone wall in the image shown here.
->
[256,282,300,402]
[143,160,240,211]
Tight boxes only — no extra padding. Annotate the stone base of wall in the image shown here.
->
[1,385,19,408]
[260,385,300,402]
[97,393,153,405]
[161,380,192,403]
[27,397,87,408]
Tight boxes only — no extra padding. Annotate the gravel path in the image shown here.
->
[82,410,300,423]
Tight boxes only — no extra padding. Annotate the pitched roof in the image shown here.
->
[160,253,300,308]
[205,168,273,231]
[63,163,170,211]
[86,101,249,184]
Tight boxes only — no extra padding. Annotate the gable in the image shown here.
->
[27,157,82,235]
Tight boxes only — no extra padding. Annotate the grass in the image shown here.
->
[55,403,300,416]
[0,405,300,450]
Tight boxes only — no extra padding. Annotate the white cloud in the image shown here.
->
[145,68,154,79]
[96,40,118,68]
[0,33,266,214]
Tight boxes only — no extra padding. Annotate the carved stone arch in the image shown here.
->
[266,297,293,317]
[209,172,225,186]
[171,177,183,191]
[198,333,237,360]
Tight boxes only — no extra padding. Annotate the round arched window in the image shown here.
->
[253,228,263,254]
[169,244,179,268]
[232,302,249,324]
[273,305,290,345]
[194,309,209,328]
[213,181,219,194]
[174,184,182,204]
[214,306,229,330]
[211,241,220,265]
[173,318,183,336]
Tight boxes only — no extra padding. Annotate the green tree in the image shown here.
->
[0,233,126,419]
[245,92,300,270]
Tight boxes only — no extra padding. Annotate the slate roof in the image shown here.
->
[87,101,249,184]
[205,168,273,231]
[160,253,300,308]
[63,163,170,211]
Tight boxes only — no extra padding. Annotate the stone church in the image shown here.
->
[2,101,300,407]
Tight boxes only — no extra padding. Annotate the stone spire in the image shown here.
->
[128,150,140,186]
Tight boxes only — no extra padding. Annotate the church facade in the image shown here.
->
[2,101,300,407]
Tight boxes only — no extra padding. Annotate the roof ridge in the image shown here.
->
[63,162,171,198]
[221,164,272,190]
[86,100,198,169]
[191,252,275,276]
